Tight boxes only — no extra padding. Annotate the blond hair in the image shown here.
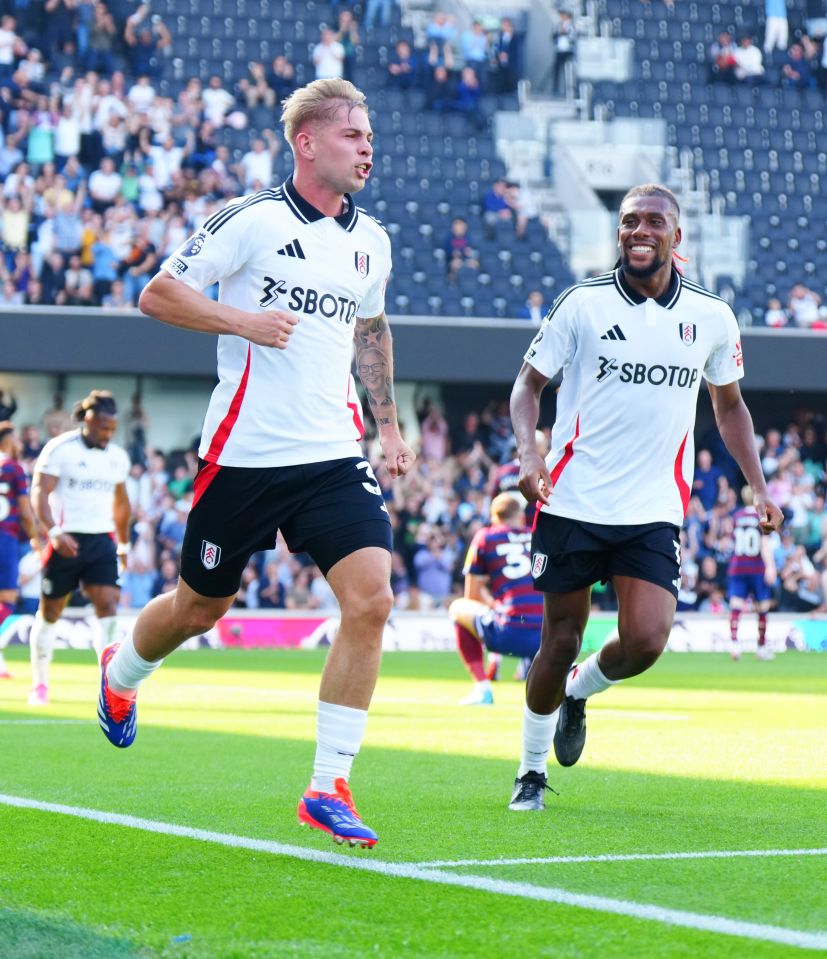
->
[280,79,368,148]
[491,493,523,524]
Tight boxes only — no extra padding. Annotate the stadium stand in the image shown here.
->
[587,0,827,324]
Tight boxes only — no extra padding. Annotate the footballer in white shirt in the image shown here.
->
[29,391,131,707]
[507,184,783,812]
[98,79,415,849]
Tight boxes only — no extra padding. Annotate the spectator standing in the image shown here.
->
[312,26,345,80]
[0,16,26,81]
[460,20,490,86]
[334,10,360,83]
[267,55,297,102]
[491,17,521,94]
[237,61,276,109]
[364,0,396,29]
[201,74,235,127]
[693,449,725,510]
[764,0,789,57]
[237,130,279,191]
[86,2,117,75]
[551,10,576,95]
[88,156,121,212]
[124,8,171,79]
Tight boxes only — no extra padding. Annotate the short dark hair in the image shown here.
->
[0,420,14,445]
[73,390,117,421]
[620,183,680,219]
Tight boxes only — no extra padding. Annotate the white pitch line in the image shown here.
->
[0,793,825,952]
[419,848,827,868]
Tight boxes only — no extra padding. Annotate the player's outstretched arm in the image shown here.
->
[139,273,298,349]
[510,362,552,505]
[708,380,783,533]
[354,311,415,478]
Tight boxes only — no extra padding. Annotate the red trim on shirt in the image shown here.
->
[346,378,364,439]
[192,462,221,509]
[550,414,580,487]
[673,430,691,517]
[204,346,252,463]
[530,503,541,532]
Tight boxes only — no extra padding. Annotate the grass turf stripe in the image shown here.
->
[1,792,825,952]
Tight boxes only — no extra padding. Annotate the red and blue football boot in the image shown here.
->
[297,778,377,848]
[97,644,138,748]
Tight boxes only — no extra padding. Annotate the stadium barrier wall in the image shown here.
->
[2,308,827,389]
[2,610,825,654]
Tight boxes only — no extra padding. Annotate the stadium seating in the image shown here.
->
[591,0,827,321]
[142,0,574,317]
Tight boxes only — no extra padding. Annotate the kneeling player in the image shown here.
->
[449,494,542,705]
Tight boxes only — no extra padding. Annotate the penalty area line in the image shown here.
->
[0,793,825,952]
[419,848,827,868]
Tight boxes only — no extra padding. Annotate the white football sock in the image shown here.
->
[311,700,368,793]
[518,703,559,777]
[91,616,118,660]
[106,636,163,695]
[566,652,617,700]
[29,614,56,687]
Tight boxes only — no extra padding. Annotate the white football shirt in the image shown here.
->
[161,177,392,468]
[35,430,130,533]
[524,267,744,526]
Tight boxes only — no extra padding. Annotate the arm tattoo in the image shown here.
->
[354,312,398,428]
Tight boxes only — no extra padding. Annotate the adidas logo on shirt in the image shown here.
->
[276,239,306,259]
[600,324,626,341]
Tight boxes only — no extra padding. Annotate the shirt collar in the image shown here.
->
[281,176,358,231]
[614,264,682,309]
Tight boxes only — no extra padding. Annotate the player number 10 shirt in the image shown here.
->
[161,178,392,468]
[524,267,744,527]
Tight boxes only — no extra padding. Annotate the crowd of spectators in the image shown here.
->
[0,0,533,309]
[6,389,827,618]
[707,18,827,90]
[764,283,827,329]
[675,413,827,615]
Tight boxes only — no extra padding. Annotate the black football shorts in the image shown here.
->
[531,512,681,599]
[41,532,119,599]
[180,457,393,597]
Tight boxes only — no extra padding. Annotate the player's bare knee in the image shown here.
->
[174,598,223,637]
[541,622,581,659]
[345,581,394,630]
[625,632,667,670]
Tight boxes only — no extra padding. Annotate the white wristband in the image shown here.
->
[116,543,130,556]
[48,525,63,540]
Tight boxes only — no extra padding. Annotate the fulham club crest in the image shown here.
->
[355,251,370,278]
[201,540,221,570]
[679,322,697,346]
[531,552,548,578]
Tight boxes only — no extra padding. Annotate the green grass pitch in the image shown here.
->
[0,645,825,958]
